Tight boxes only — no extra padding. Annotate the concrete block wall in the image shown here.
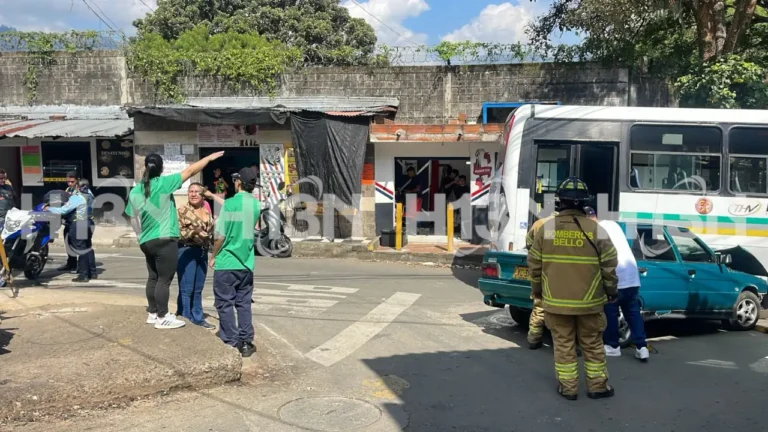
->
[0,51,128,105]
[0,51,655,123]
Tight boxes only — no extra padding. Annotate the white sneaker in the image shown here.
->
[146,313,158,324]
[154,313,186,329]
[635,347,650,362]
[605,346,622,357]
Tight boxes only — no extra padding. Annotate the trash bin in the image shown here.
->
[380,229,408,248]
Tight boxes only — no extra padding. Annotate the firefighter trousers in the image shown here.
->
[544,311,610,395]
[527,296,546,344]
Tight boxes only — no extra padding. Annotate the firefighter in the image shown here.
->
[524,209,557,350]
[527,177,619,400]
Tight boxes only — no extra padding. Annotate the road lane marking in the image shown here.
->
[255,288,348,299]
[259,282,359,294]
[258,323,304,358]
[304,292,421,367]
[252,295,338,309]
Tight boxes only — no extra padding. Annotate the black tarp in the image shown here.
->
[290,113,368,207]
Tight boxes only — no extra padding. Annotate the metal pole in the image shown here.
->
[447,203,454,252]
[395,203,403,251]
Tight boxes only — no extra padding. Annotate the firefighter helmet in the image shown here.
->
[555,177,591,202]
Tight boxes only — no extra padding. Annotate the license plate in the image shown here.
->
[513,266,531,280]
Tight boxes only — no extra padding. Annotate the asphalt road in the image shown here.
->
[12,247,768,432]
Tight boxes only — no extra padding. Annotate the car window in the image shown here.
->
[633,227,677,261]
[668,231,714,263]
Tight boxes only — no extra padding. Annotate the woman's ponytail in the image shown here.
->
[142,153,164,199]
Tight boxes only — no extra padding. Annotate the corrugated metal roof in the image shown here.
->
[0,119,134,138]
[0,105,128,120]
[138,96,399,114]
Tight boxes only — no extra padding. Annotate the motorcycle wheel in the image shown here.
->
[23,253,44,281]
[271,235,293,258]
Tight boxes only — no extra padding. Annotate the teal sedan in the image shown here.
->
[478,223,768,347]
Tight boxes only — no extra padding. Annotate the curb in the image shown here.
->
[755,322,768,334]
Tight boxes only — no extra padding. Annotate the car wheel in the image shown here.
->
[726,290,761,331]
[508,306,531,329]
[618,309,632,348]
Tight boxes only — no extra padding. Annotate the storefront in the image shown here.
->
[0,106,134,222]
[370,123,503,243]
[128,97,398,239]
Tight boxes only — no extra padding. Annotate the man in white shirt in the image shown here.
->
[585,207,649,362]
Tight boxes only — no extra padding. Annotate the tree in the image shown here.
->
[128,24,302,102]
[133,0,377,65]
[527,0,768,108]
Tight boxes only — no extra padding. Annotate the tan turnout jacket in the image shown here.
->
[527,209,619,315]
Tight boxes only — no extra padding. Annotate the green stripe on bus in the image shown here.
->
[619,211,768,225]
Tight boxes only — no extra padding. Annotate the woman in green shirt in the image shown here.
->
[126,151,224,329]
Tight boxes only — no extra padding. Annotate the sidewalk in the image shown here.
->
[88,225,487,267]
[756,319,768,334]
[0,289,242,424]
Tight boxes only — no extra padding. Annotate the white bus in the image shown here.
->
[488,104,768,264]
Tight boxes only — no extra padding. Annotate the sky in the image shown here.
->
[0,0,578,46]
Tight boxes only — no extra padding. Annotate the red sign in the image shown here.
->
[695,198,713,215]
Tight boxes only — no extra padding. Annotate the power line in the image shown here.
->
[346,0,422,47]
[85,0,121,33]
[80,0,119,34]
[138,0,155,12]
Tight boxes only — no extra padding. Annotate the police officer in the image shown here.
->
[46,179,96,282]
[527,177,619,400]
[524,209,557,350]
[58,171,80,272]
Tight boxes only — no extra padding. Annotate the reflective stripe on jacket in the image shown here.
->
[527,209,619,315]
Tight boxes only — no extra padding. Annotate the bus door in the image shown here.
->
[532,141,619,220]
[577,143,618,212]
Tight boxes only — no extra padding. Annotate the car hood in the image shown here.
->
[716,246,768,277]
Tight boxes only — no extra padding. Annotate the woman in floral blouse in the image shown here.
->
[176,182,222,329]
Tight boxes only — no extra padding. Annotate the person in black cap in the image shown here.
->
[209,166,261,357]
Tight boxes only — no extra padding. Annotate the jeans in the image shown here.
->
[213,270,254,347]
[69,221,95,279]
[604,286,647,349]
[176,245,208,325]
[139,238,178,318]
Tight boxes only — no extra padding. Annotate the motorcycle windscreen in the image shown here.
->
[1,208,33,240]
[716,245,768,277]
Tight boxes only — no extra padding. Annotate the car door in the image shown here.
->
[630,226,690,312]
[665,227,738,314]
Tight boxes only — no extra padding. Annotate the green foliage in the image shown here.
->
[527,0,768,108]
[127,24,302,103]
[676,55,768,109]
[0,30,101,103]
[428,41,528,65]
[133,0,377,66]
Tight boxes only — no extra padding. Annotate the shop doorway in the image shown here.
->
[199,147,261,198]
[393,157,470,236]
[41,141,92,188]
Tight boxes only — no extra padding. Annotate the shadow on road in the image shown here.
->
[363,312,767,431]
[449,254,480,289]
[0,309,15,355]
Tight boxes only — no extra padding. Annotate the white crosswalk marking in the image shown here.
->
[204,281,359,317]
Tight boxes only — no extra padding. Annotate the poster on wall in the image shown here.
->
[470,146,496,206]
[96,139,134,179]
[20,145,42,175]
[285,146,299,194]
[260,143,285,204]
[197,124,246,147]
[162,153,190,191]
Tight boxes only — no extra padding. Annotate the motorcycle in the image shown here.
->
[0,191,61,288]
[255,182,293,258]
